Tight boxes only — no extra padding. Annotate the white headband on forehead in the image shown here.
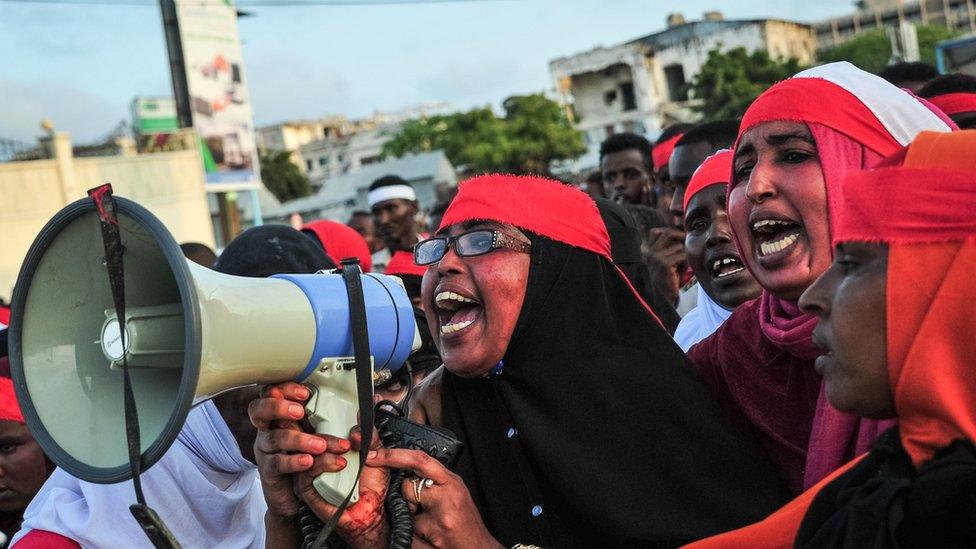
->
[368,184,417,208]
[794,62,951,145]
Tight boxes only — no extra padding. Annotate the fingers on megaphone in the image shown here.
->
[259,381,310,402]
[248,390,308,431]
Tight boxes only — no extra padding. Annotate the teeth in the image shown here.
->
[435,291,478,311]
[440,319,474,335]
[712,257,739,271]
[760,233,799,256]
[435,291,476,305]
[752,219,792,231]
[716,266,744,278]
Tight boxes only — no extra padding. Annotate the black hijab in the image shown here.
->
[795,427,976,548]
[595,198,681,335]
[440,234,786,547]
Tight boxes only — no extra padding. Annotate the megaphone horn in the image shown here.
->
[9,193,418,508]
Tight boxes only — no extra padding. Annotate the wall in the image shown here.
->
[0,133,215,298]
[763,21,818,65]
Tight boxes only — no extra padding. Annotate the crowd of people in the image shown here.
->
[2,59,976,548]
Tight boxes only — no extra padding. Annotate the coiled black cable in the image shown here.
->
[297,399,416,549]
[385,469,413,549]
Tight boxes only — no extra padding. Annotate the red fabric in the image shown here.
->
[682,149,732,212]
[439,174,612,261]
[384,250,427,278]
[833,169,976,244]
[927,92,976,116]
[693,124,893,495]
[739,77,905,157]
[0,305,10,326]
[652,133,683,173]
[0,376,24,423]
[302,220,372,272]
[12,530,81,549]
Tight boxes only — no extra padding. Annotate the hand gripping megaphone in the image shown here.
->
[7,192,417,511]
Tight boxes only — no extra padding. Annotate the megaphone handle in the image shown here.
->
[303,369,363,507]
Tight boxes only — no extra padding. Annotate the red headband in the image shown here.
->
[0,377,24,423]
[682,149,732,212]
[927,92,976,116]
[652,133,683,174]
[439,174,612,260]
[385,250,427,278]
[833,131,976,245]
[739,77,902,158]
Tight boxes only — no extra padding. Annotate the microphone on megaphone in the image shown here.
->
[7,192,418,519]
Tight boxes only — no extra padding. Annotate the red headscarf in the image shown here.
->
[439,174,611,260]
[682,149,732,212]
[686,130,976,549]
[1,376,25,423]
[927,92,976,116]
[384,250,427,278]
[690,62,951,495]
[302,220,373,273]
[652,133,684,174]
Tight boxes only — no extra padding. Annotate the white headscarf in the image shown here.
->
[12,400,266,548]
[674,284,733,352]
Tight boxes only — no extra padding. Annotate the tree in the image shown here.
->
[260,150,311,202]
[689,47,804,121]
[382,94,585,175]
[818,24,961,74]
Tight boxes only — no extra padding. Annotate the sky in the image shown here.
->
[1,0,857,142]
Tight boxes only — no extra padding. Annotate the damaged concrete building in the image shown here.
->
[549,11,816,166]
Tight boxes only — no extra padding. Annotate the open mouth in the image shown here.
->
[710,255,746,279]
[434,290,483,336]
[751,218,802,258]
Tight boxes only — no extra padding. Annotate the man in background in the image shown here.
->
[368,175,423,274]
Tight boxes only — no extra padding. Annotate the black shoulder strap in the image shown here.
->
[88,184,179,548]
[312,258,375,548]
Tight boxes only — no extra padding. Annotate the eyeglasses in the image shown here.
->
[413,229,531,266]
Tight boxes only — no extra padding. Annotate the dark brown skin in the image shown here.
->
[643,227,687,305]
[601,149,654,206]
[212,386,260,465]
[372,198,420,252]
[348,214,385,254]
[421,221,530,379]
[799,242,895,419]
[0,421,49,540]
[684,184,761,309]
[248,383,390,549]
[669,140,719,230]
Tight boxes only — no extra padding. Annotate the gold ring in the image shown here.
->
[413,476,433,506]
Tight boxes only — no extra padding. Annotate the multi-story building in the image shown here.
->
[814,0,976,50]
[297,127,394,192]
[549,11,816,166]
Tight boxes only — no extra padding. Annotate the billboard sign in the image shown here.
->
[175,0,261,190]
[131,97,180,134]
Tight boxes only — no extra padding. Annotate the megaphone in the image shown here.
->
[8,195,417,507]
